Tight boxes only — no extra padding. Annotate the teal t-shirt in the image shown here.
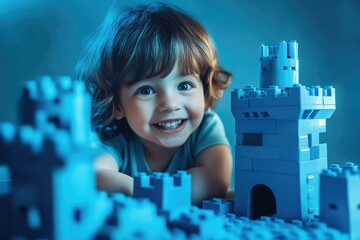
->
[100,110,230,177]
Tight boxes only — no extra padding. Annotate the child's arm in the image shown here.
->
[187,145,232,206]
[94,145,232,206]
[94,153,134,195]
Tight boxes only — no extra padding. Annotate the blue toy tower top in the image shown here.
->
[18,76,91,147]
[231,40,336,221]
[260,40,299,89]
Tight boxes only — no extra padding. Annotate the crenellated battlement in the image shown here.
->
[232,84,336,120]
[321,162,360,179]
[18,76,91,146]
[136,171,191,189]
[261,40,298,59]
[260,40,299,89]
[134,171,191,211]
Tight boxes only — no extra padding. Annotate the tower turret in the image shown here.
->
[260,40,299,89]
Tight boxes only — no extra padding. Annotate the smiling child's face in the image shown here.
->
[115,64,205,150]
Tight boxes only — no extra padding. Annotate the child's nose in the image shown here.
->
[157,91,181,112]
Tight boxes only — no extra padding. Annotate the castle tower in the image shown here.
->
[231,41,336,221]
[320,162,360,239]
[1,78,111,239]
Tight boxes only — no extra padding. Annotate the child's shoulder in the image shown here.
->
[101,130,136,148]
[189,109,229,158]
[192,110,227,141]
[201,109,223,127]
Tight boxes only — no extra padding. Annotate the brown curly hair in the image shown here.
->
[76,2,231,139]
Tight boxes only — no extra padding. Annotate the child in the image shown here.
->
[76,2,232,206]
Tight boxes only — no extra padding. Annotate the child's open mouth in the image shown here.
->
[153,119,187,132]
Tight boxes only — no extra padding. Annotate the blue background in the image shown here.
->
[1,0,359,181]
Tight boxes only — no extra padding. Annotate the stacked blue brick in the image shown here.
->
[231,40,336,221]
[133,171,191,212]
[320,162,360,240]
[202,198,234,215]
[18,76,92,147]
[1,77,111,239]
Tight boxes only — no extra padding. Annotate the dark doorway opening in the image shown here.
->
[250,184,276,219]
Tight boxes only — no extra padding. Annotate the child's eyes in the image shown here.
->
[135,86,155,96]
[177,81,195,91]
[134,81,194,95]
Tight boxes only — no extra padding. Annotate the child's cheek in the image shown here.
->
[188,91,205,122]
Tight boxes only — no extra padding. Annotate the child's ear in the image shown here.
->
[114,105,125,120]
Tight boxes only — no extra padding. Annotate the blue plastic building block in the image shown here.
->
[320,162,360,240]
[235,144,326,163]
[276,119,327,135]
[232,40,336,221]
[261,134,309,147]
[133,171,191,212]
[235,157,253,171]
[202,198,234,215]
[252,158,327,176]
[18,76,92,147]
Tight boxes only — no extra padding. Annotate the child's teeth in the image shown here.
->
[157,120,182,129]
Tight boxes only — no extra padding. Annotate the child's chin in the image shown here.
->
[157,138,187,149]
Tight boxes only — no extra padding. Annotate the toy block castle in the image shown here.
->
[231,40,336,221]
[1,41,357,239]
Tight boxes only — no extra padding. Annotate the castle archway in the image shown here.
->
[250,184,276,219]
